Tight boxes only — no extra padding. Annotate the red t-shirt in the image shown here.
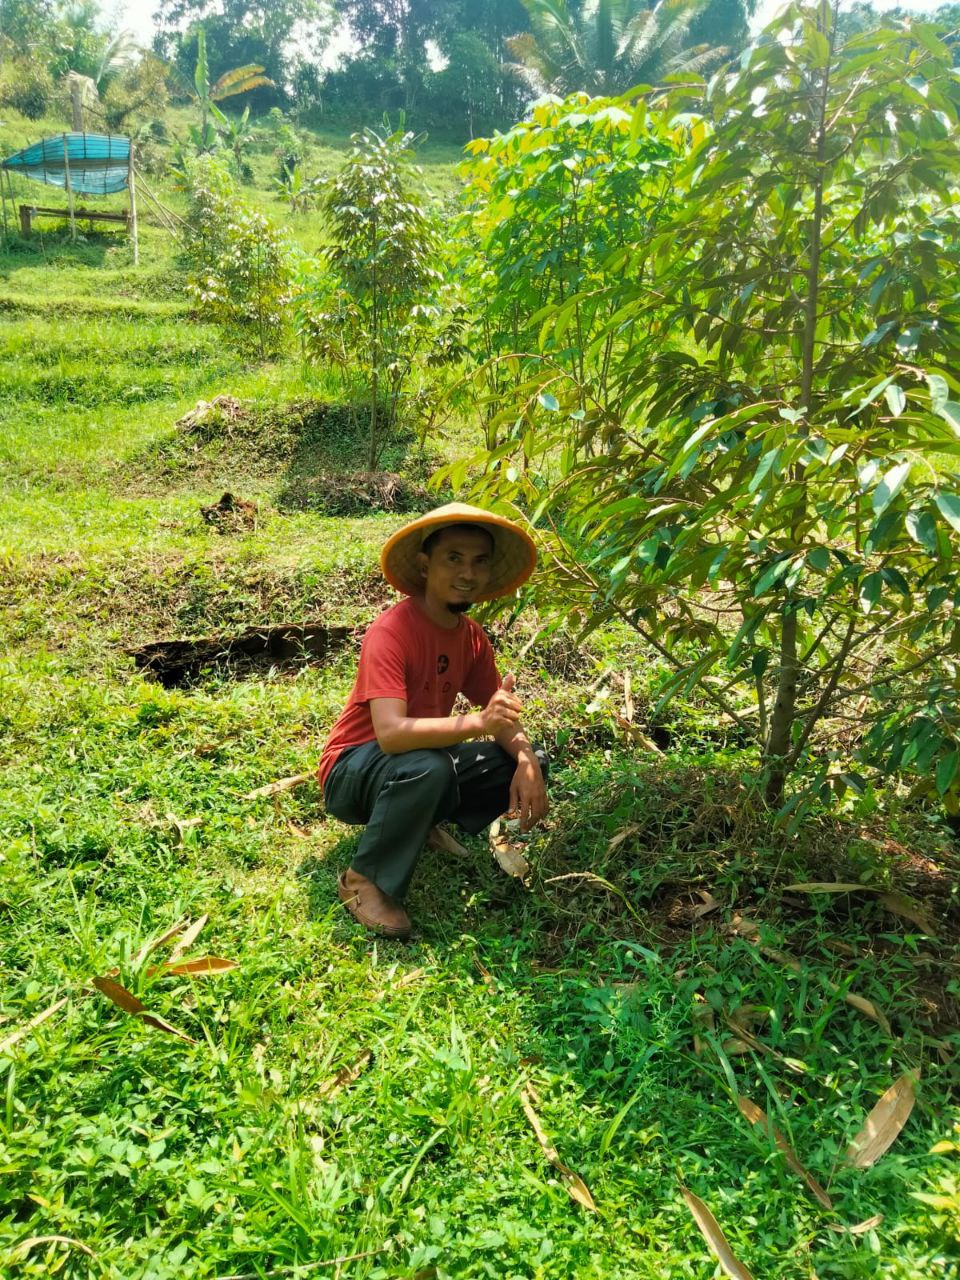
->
[318,597,500,787]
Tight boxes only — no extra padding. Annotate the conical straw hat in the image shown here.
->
[380,502,537,600]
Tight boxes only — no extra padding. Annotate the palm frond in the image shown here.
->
[96,28,141,86]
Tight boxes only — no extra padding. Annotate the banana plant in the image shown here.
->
[212,102,255,177]
[191,27,273,152]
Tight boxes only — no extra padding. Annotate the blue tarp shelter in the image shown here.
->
[1,132,131,195]
[0,132,138,259]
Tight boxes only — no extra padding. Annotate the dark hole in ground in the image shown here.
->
[129,622,356,688]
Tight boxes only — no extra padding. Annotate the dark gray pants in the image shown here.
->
[323,739,549,900]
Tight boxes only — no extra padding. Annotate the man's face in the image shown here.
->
[417,528,494,612]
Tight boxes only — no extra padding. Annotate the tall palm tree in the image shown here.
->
[506,0,736,96]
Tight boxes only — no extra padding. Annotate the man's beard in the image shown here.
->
[446,601,473,614]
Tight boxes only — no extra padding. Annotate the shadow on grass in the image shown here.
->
[0,228,118,274]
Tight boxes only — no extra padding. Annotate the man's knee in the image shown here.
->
[534,745,550,782]
[395,748,456,789]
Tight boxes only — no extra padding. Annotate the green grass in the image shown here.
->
[0,104,957,1280]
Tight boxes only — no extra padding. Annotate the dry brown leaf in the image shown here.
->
[318,1050,372,1098]
[155,956,238,977]
[737,1096,833,1210]
[168,914,208,964]
[287,819,312,839]
[721,1038,753,1056]
[614,714,663,753]
[786,882,936,935]
[92,976,194,1043]
[607,822,641,852]
[827,1213,883,1234]
[10,1235,96,1260]
[392,967,425,990]
[681,1186,755,1280]
[692,996,715,1056]
[243,772,312,800]
[165,813,202,847]
[692,891,722,920]
[728,1004,770,1031]
[0,997,68,1055]
[759,945,802,973]
[131,916,190,969]
[845,1072,918,1168]
[520,1085,596,1211]
[490,835,531,880]
[840,991,892,1037]
[727,914,761,939]
[722,1015,807,1074]
[426,826,471,857]
[759,946,892,1037]
[93,975,146,1015]
[878,893,937,936]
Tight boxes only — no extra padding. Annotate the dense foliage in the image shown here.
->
[507,0,751,96]
[455,3,960,818]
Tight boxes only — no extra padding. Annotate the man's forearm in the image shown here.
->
[494,723,538,764]
[376,712,486,754]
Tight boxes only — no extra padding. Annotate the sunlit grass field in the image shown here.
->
[0,102,958,1280]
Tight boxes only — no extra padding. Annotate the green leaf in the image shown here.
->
[934,492,960,533]
[872,460,911,516]
[753,558,792,596]
[884,384,906,417]
[905,508,938,554]
[936,749,959,797]
[537,391,560,412]
[751,649,769,677]
[855,375,895,413]
[859,572,882,614]
[935,401,960,436]
[806,547,830,572]
[749,447,780,494]
[927,372,949,413]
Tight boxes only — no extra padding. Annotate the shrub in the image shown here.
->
[294,125,454,469]
[181,157,294,359]
[0,58,54,119]
[101,53,169,131]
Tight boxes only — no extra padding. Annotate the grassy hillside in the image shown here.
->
[1,105,958,1280]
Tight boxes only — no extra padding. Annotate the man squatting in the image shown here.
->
[318,502,550,939]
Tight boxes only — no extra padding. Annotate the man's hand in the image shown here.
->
[479,673,523,737]
[508,753,549,833]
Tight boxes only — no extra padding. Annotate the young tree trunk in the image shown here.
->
[763,0,836,807]
[369,214,379,471]
[765,604,799,805]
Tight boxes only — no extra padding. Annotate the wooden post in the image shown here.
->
[128,141,139,265]
[70,76,84,131]
[0,169,7,244]
[19,203,31,238]
[62,134,76,242]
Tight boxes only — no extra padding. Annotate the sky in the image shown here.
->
[113,0,947,58]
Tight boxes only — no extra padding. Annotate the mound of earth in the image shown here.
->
[122,396,426,494]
